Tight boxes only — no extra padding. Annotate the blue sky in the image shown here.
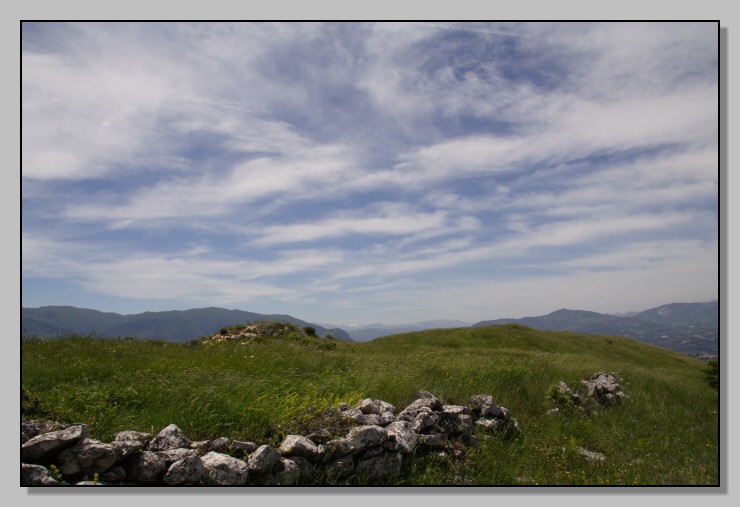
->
[21,21,718,326]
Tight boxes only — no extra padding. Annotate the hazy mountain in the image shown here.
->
[22,306,353,342]
[319,319,474,342]
[473,302,718,357]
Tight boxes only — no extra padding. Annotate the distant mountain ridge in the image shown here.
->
[319,319,474,342]
[21,306,353,343]
[473,302,718,357]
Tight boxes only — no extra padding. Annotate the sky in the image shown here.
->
[21,21,719,326]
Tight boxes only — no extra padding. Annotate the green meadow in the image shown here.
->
[21,323,719,486]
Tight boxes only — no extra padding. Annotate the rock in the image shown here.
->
[440,413,474,438]
[345,425,388,454]
[398,394,442,420]
[279,435,319,460]
[379,412,397,426]
[124,451,166,484]
[100,465,126,484]
[201,451,249,486]
[468,395,504,418]
[191,436,230,455]
[556,381,582,405]
[580,373,624,406]
[306,429,332,444]
[318,438,354,463]
[21,420,67,440]
[111,439,144,460]
[56,438,118,477]
[148,424,191,451]
[340,408,366,424]
[163,455,208,485]
[575,446,607,463]
[230,440,259,458]
[247,444,281,474]
[156,448,198,466]
[410,407,440,432]
[356,452,403,482]
[289,456,318,483]
[384,421,417,454]
[273,458,301,485]
[441,405,470,417]
[114,430,152,444]
[417,433,446,448]
[363,414,382,426]
[21,463,59,485]
[357,398,396,415]
[21,424,90,464]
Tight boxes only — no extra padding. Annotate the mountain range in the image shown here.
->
[318,320,474,342]
[21,306,352,343]
[21,301,718,357]
[473,301,718,357]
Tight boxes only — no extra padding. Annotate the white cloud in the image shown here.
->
[22,22,718,323]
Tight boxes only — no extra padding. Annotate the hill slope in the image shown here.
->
[21,306,352,342]
[474,302,718,356]
[22,324,718,485]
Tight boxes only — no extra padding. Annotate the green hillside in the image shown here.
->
[21,323,719,486]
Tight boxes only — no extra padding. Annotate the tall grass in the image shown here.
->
[21,324,718,485]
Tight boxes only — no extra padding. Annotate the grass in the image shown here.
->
[21,323,719,486]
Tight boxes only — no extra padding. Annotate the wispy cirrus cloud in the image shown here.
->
[22,21,718,323]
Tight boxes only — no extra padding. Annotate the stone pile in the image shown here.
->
[21,391,520,486]
[553,372,625,408]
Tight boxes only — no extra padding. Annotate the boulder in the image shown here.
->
[383,421,417,454]
[317,438,354,463]
[114,430,152,444]
[156,448,198,466]
[468,395,504,418]
[163,455,208,485]
[345,425,388,454]
[247,444,281,474]
[279,435,319,460]
[56,438,118,477]
[273,458,301,485]
[21,424,90,464]
[201,451,249,486]
[148,424,191,452]
[340,408,366,424]
[21,463,59,485]
[289,456,318,483]
[111,439,143,460]
[356,398,396,415]
[124,451,166,484]
[580,373,624,406]
[230,440,259,458]
[99,465,126,484]
[191,436,230,455]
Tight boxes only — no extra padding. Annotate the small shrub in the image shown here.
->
[304,326,317,337]
[704,359,718,389]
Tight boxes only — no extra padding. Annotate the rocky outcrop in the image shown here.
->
[21,391,520,486]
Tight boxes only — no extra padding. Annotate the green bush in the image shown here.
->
[704,359,718,389]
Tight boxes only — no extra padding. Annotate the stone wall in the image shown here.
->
[21,390,521,486]
[22,373,623,486]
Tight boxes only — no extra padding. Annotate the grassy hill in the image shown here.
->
[21,323,719,486]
